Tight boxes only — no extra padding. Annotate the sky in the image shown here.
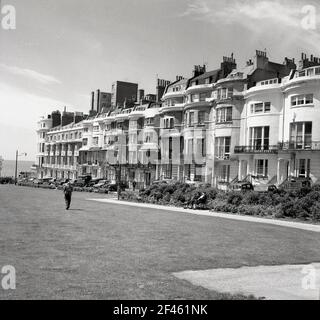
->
[1,0,320,161]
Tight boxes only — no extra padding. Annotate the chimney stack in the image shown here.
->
[137,89,145,104]
[192,65,206,77]
[156,78,171,102]
[91,91,95,111]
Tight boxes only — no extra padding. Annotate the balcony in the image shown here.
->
[280,141,320,151]
[67,151,73,157]
[234,145,279,154]
[186,83,213,93]
[295,66,320,79]
[160,103,185,113]
[184,100,211,110]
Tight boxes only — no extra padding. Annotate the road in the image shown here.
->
[1,185,320,300]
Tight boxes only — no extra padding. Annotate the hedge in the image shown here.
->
[120,182,320,222]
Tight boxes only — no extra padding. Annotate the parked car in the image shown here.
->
[0,177,14,184]
[73,179,87,187]
[231,181,254,191]
[77,175,92,186]
[267,184,278,192]
[88,178,103,187]
[93,179,109,189]
[152,179,175,185]
[107,182,127,192]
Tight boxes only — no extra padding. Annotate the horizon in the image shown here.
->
[1,0,320,161]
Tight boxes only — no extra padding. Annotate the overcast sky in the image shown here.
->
[1,0,320,160]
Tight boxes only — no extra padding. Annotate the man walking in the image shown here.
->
[63,179,73,210]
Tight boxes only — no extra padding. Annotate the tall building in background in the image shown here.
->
[111,81,138,108]
[91,90,112,114]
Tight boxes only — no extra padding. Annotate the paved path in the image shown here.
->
[173,263,320,300]
[88,198,320,233]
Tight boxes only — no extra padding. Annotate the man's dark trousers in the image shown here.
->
[65,193,72,209]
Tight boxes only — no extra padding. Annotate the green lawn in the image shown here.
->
[0,185,320,300]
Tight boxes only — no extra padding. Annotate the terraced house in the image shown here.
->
[36,50,320,190]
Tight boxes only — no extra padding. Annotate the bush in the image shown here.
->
[227,191,243,206]
[310,202,320,221]
[124,180,320,222]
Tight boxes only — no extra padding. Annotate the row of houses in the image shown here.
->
[36,50,320,190]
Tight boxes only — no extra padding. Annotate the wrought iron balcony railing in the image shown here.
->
[234,145,279,154]
[279,141,320,151]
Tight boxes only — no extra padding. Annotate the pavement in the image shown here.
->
[173,263,320,300]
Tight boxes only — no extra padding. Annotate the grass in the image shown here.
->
[1,185,320,300]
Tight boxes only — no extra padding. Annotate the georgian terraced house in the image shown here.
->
[36,50,320,190]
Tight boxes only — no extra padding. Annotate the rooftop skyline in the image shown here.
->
[1,0,320,161]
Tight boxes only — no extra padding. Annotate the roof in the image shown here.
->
[168,78,188,87]
[190,69,221,84]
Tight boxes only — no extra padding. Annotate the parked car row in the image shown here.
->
[0,177,15,184]
[17,176,129,193]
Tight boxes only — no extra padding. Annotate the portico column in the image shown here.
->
[238,160,242,181]
[277,158,281,185]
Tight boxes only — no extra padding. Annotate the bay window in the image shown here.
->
[189,112,194,127]
[198,111,206,125]
[215,137,231,159]
[250,102,271,113]
[217,87,233,100]
[199,92,211,101]
[249,126,270,150]
[191,93,199,102]
[216,107,232,123]
[291,94,313,107]
[289,122,312,149]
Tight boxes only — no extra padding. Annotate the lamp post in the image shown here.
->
[117,143,123,201]
[14,150,27,185]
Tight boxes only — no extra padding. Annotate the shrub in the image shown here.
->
[128,180,320,222]
[311,184,320,192]
[227,191,243,206]
[310,202,320,221]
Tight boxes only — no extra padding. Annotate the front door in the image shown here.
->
[145,172,151,187]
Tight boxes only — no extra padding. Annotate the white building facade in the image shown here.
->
[36,53,320,188]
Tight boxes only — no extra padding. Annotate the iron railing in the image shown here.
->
[234,145,279,154]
